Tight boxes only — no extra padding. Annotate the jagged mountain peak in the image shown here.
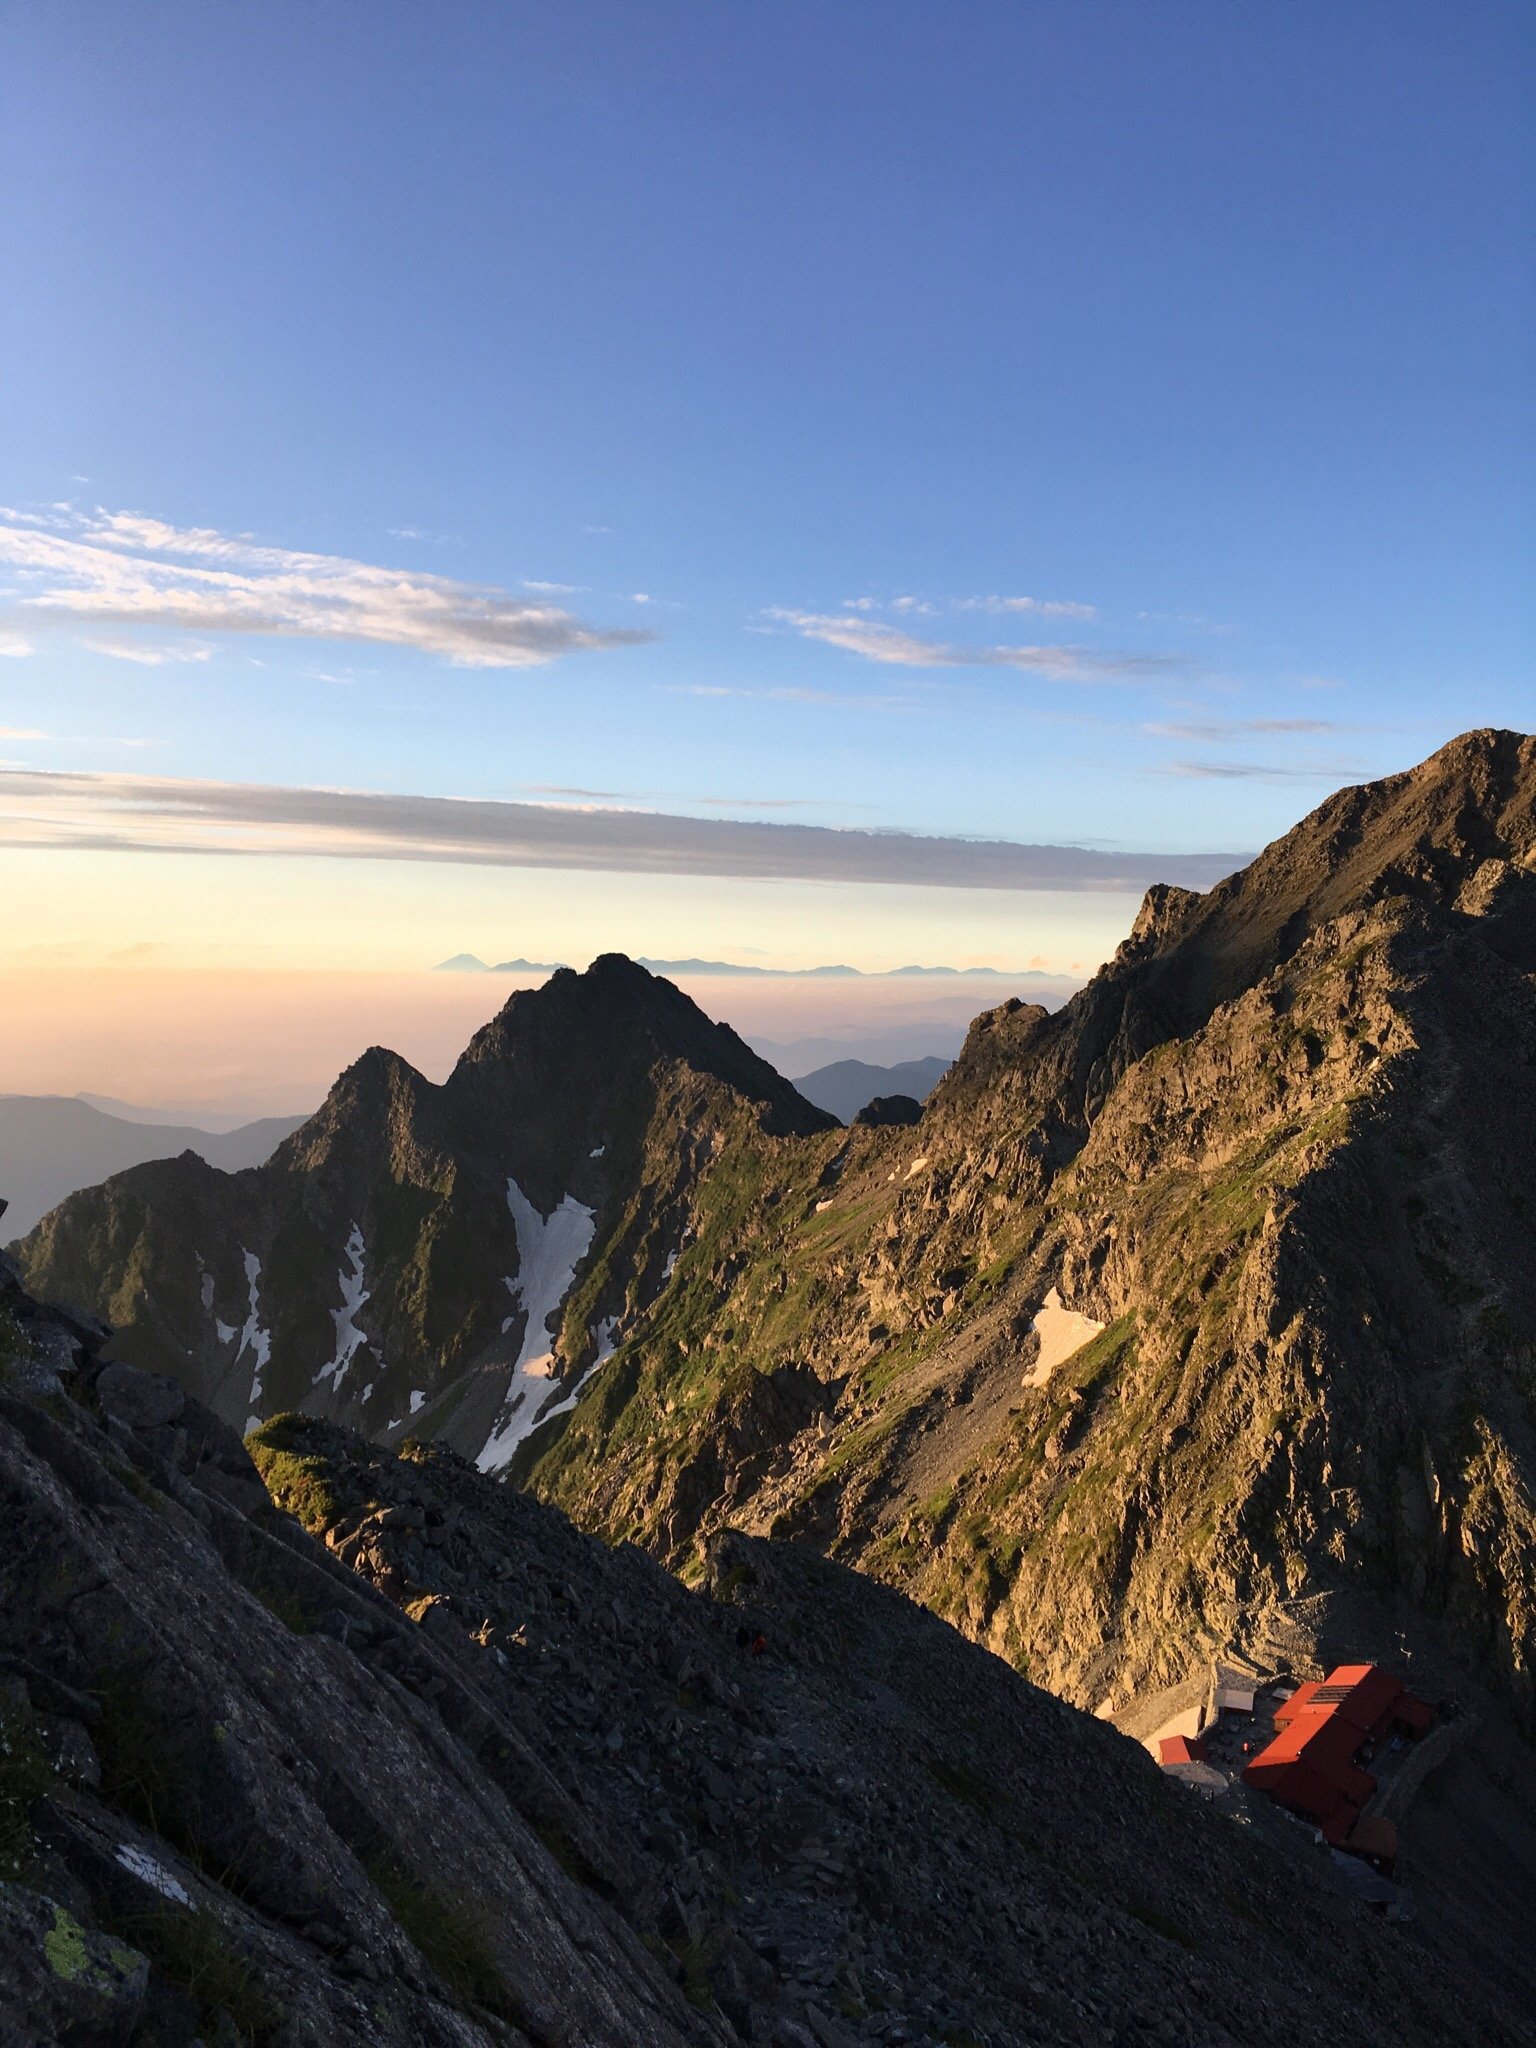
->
[1187,720,1531,942]
[933,728,1535,1133]
[14,951,833,1469]
[449,949,835,1140]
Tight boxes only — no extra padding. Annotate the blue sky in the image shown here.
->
[0,0,1531,995]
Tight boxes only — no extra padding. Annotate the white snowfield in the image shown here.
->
[236,1248,272,1432]
[1022,1286,1105,1388]
[317,1223,370,1388]
[477,1180,599,1472]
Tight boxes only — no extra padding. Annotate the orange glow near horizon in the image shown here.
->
[0,965,1074,1116]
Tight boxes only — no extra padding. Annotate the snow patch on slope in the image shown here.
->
[477,1181,597,1472]
[317,1223,370,1388]
[523,1313,622,1437]
[1022,1287,1105,1388]
[235,1249,272,1431]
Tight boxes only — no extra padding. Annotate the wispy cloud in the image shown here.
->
[0,631,33,657]
[0,506,654,668]
[83,637,214,666]
[1144,717,1345,743]
[1158,758,1365,782]
[518,779,811,812]
[691,795,811,810]
[0,725,48,740]
[672,681,912,712]
[0,767,1246,893]
[959,594,1097,621]
[766,610,1170,683]
[517,781,631,800]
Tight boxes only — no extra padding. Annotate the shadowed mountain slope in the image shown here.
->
[13,956,833,1472]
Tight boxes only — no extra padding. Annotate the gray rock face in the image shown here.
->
[1,1291,732,2046]
[94,1361,184,1431]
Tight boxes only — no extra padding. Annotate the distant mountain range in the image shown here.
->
[0,1096,307,1239]
[792,1053,951,1122]
[437,952,1066,981]
[73,1092,281,1135]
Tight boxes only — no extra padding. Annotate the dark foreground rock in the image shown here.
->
[0,1267,726,2048]
[0,1259,1529,2046]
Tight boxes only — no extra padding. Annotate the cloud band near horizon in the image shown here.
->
[0,768,1248,893]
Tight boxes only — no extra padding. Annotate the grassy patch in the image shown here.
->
[0,1708,52,1878]
[366,1852,518,2022]
[245,1415,343,1532]
[245,1569,318,1635]
[667,1923,728,2011]
[93,1677,184,1845]
[923,1754,1001,1820]
[106,1903,276,2043]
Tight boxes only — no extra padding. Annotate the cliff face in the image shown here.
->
[14,957,834,1472]
[528,731,1536,1726]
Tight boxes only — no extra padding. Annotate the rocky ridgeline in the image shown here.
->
[526,730,1536,1734]
[2,1253,1527,2045]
